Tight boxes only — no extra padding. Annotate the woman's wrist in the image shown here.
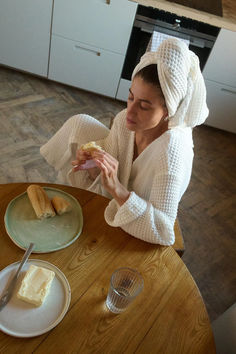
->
[111,184,130,206]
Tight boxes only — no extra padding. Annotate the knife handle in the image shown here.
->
[15,243,35,277]
[0,243,34,311]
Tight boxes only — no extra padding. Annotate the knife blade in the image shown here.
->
[0,243,35,312]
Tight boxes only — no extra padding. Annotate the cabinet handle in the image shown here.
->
[106,0,111,4]
[75,45,101,56]
[221,88,236,95]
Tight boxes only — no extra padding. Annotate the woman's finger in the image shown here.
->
[73,159,98,171]
[92,152,118,171]
[76,149,92,160]
[92,151,115,163]
[94,159,110,177]
[71,159,86,166]
[95,157,113,176]
[100,157,116,176]
[72,149,94,168]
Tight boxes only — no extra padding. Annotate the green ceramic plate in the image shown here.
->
[4,187,83,253]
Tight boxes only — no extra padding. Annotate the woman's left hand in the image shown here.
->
[92,151,130,206]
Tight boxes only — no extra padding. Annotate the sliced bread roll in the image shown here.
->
[81,141,103,153]
[51,196,71,215]
[27,184,56,219]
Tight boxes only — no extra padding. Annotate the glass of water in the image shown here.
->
[106,267,144,314]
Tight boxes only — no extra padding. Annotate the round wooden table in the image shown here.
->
[0,183,216,353]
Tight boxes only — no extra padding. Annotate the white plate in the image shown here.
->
[0,259,71,337]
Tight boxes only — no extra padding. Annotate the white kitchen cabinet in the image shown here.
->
[203,28,236,133]
[49,0,137,97]
[116,78,130,101]
[203,29,236,88]
[52,0,137,55]
[0,0,53,77]
[49,35,125,98]
[205,79,236,133]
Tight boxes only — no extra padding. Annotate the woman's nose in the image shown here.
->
[127,101,136,116]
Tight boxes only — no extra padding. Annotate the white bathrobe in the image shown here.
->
[40,109,194,245]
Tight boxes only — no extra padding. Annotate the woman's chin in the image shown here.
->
[126,123,136,131]
[126,119,136,131]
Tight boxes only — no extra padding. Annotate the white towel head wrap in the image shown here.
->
[132,38,209,128]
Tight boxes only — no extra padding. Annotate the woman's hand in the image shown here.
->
[71,149,100,180]
[92,151,130,206]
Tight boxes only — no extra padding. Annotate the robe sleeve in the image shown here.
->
[40,113,110,186]
[40,111,124,194]
[70,111,123,196]
[104,141,193,245]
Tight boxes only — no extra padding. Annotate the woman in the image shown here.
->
[40,38,209,245]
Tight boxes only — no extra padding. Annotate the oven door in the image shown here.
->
[116,20,213,102]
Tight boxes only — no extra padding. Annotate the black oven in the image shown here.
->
[116,5,220,101]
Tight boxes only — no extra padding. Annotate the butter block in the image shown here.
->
[17,264,55,306]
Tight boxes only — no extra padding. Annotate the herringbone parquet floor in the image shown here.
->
[0,65,235,322]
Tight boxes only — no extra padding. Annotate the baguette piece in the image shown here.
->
[51,196,71,215]
[81,141,103,153]
[27,184,56,219]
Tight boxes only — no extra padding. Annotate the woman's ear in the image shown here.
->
[163,107,168,119]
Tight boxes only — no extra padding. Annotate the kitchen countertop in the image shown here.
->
[131,0,236,31]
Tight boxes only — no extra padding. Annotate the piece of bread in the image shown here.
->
[51,196,71,215]
[81,141,103,153]
[27,184,56,219]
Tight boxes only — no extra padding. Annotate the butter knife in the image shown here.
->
[0,243,35,312]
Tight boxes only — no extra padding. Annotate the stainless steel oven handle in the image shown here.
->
[140,27,153,34]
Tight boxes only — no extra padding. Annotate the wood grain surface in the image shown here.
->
[167,0,222,16]
[134,0,236,30]
[0,183,215,353]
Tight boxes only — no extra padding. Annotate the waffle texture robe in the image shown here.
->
[40,109,194,245]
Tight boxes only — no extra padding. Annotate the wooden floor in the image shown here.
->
[0,65,235,322]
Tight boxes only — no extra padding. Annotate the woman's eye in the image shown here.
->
[140,104,150,110]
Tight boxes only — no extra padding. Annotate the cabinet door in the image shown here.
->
[116,78,131,102]
[52,0,137,55]
[0,0,53,77]
[48,35,125,98]
[205,79,236,133]
[203,29,236,88]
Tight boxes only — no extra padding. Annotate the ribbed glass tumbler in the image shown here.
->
[105,267,144,314]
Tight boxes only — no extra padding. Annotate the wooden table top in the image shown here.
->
[0,183,216,353]
[133,0,236,31]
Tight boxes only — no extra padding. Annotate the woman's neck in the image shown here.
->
[134,119,168,159]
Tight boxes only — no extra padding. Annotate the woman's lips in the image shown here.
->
[126,117,136,124]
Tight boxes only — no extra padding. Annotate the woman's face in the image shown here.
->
[126,76,168,132]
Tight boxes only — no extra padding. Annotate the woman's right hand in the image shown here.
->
[72,149,94,171]
[71,149,100,180]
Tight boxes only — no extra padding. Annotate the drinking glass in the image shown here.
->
[106,267,144,314]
